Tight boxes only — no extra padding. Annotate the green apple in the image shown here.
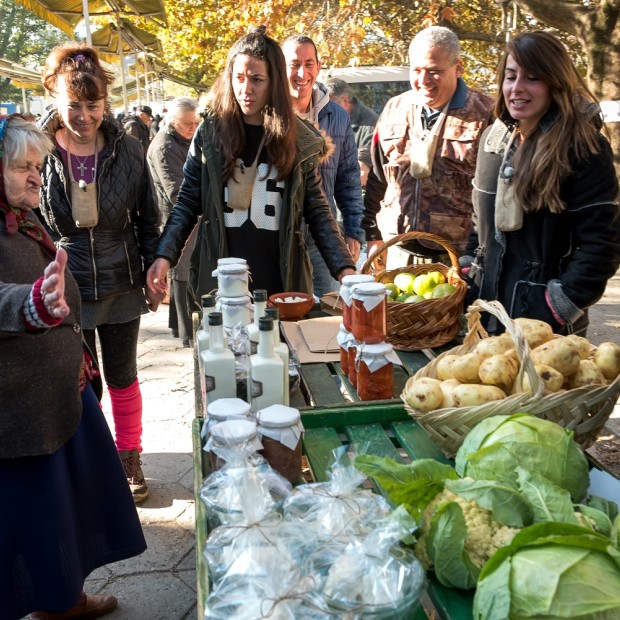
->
[412,273,432,296]
[431,283,456,298]
[423,291,434,299]
[396,292,411,302]
[427,271,446,287]
[393,272,416,294]
[404,294,426,303]
[385,283,399,300]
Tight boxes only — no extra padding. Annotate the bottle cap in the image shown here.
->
[201,294,216,308]
[208,312,223,326]
[264,307,279,320]
[258,317,274,331]
[253,289,268,302]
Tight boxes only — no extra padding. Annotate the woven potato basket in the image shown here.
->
[402,299,620,458]
[360,231,466,351]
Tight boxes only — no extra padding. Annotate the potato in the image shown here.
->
[402,377,444,412]
[478,354,519,392]
[453,384,507,407]
[514,317,554,350]
[439,379,461,408]
[505,348,519,363]
[436,354,461,381]
[568,359,607,388]
[522,364,564,393]
[531,337,581,377]
[593,342,620,381]
[474,334,514,359]
[450,352,483,384]
[565,334,592,360]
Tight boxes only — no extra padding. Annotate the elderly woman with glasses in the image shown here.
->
[0,114,146,620]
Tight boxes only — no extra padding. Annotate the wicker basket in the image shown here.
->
[402,299,620,458]
[360,232,466,351]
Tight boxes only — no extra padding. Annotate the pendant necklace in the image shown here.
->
[65,129,98,182]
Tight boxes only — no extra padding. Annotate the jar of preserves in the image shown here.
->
[256,404,304,483]
[213,262,249,298]
[206,418,262,472]
[219,294,252,329]
[337,323,355,376]
[356,342,400,401]
[348,342,358,388]
[351,282,387,344]
[339,274,375,332]
[204,397,253,443]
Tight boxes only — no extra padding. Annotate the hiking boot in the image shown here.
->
[119,449,149,503]
[30,591,118,619]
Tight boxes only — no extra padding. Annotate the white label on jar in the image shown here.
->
[251,379,263,398]
[205,374,216,392]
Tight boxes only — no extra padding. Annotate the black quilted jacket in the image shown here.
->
[38,111,161,301]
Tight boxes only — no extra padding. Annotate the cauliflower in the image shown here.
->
[414,488,519,579]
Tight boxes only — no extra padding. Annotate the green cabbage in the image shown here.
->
[455,414,590,502]
[474,522,620,619]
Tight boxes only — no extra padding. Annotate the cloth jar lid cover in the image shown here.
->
[218,257,248,265]
[337,324,355,348]
[210,419,257,443]
[358,342,401,372]
[257,404,301,428]
[351,282,387,312]
[340,274,375,306]
[219,295,252,306]
[207,397,252,420]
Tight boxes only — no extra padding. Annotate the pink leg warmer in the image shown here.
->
[108,378,143,452]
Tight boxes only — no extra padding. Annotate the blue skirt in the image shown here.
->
[0,384,147,620]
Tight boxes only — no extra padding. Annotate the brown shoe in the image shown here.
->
[30,591,117,619]
[119,449,149,503]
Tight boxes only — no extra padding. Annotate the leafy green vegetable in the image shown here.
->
[353,455,457,516]
[474,523,620,619]
[426,500,479,590]
[455,414,590,501]
[575,504,614,537]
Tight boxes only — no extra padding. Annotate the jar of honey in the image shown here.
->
[356,342,400,401]
[256,404,304,484]
[339,274,375,332]
[351,282,387,344]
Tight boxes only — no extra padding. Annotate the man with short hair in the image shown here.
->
[124,104,153,154]
[363,26,493,268]
[324,77,378,188]
[282,35,364,296]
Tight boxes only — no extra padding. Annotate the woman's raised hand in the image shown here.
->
[42,247,70,319]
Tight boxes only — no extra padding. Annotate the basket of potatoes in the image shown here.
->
[401,299,620,457]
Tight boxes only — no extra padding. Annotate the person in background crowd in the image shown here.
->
[324,76,378,188]
[150,113,162,139]
[282,35,364,296]
[146,27,355,306]
[124,104,153,154]
[363,26,493,269]
[0,114,146,620]
[462,31,620,336]
[147,97,200,347]
[38,42,162,503]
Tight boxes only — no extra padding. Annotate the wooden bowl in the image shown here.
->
[268,292,314,321]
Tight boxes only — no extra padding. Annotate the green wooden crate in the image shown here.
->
[192,404,475,620]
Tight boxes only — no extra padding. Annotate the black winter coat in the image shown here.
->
[38,112,161,301]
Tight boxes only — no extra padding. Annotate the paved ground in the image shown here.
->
[78,269,620,620]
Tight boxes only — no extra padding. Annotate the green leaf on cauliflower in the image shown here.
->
[445,477,533,528]
[427,500,479,590]
[515,467,578,525]
[574,504,613,537]
[354,455,458,516]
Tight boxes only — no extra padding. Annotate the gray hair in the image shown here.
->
[161,97,198,130]
[2,116,53,168]
[324,77,355,103]
[409,26,461,65]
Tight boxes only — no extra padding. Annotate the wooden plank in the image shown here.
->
[331,360,360,402]
[392,421,452,464]
[302,427,344,482]
[345,423,404,463]
[393,363,409,397]
[301,402,410,428]
[396,349,436,375]
[192,418,209,619]
[298,363,346,406]
[427,578,473,620]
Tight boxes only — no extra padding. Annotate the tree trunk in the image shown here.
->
[514,0,620,178]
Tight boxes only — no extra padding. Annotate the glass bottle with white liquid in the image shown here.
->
[264,307,289,406]
[201,312,236,412]
[246,288,268,349]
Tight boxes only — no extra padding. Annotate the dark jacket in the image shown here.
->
[312,83,365,243]
[147,125,197,281]
[0,211,83,458]
[349,98,379,169]
[363,79,493,254]
[124,115,151,154]
[154,113,355,306]
[38,112,161,301]
[464,115,620,335]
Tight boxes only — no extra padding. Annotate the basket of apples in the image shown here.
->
[360,232,467,351]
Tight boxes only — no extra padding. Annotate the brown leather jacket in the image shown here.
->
[363,79,493,254]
